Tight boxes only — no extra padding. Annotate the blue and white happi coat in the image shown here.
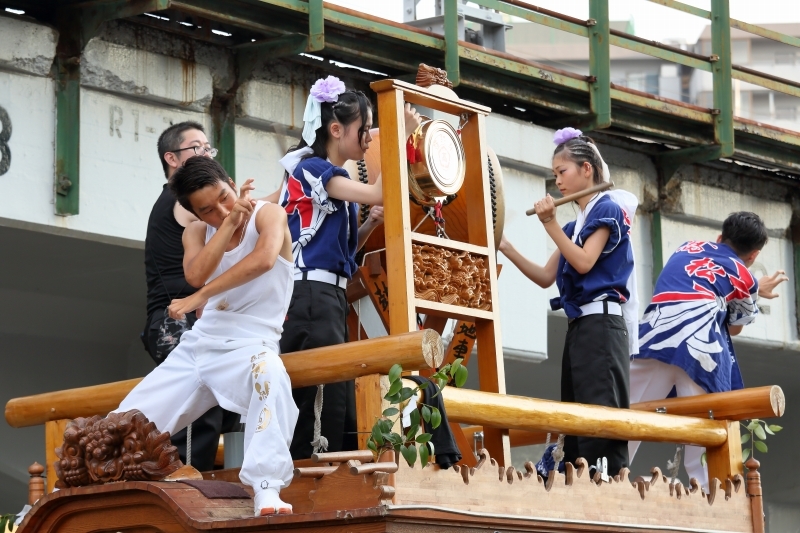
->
[636,241,759,393]
[278,155,359,279]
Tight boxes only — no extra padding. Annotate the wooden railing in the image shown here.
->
[6,333,784,493]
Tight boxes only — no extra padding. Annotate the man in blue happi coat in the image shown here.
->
[629,212,787,489]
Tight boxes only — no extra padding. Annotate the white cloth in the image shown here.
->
[628,358,708,490]
[302,97,322,147]
[116,200,299,505]
[577,143,641,355]
[279,146,314,177]
[607,189,640,356]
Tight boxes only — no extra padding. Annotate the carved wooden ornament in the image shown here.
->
[54,409,182,488]
[416,63,453,89]
[413,244,492,310]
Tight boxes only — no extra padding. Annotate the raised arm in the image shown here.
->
[182,179,256,287]
[536,195,610,275]
[326,103,421,207]
[169,204,290,319]
[194,204,289,298]
[758,270,788,299]
[499,236,560,288]
[327,172,383,206]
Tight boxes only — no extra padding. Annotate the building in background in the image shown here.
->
[505,20,686,103]
[505,19,800,133]
[691,23,800,131]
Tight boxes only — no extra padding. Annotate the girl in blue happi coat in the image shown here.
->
[268,76,420,460]
[499,128,635,477]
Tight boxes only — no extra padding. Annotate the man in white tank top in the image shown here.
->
[116,157,298,516]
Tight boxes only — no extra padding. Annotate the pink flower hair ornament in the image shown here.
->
[553,127,583,145]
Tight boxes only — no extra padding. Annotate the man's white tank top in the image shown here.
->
[193,201,293,345]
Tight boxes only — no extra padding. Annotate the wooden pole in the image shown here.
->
[525,181,613,216]
[439,386,729,448]
[460,385,785,447]
[633,385,784,420]
[5,330,443,428]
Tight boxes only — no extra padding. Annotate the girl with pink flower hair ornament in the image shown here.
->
[262,76,421,467]
[499,127,637,479]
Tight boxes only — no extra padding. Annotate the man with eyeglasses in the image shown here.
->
[142,121,238,471]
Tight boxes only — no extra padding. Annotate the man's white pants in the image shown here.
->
[629,358,709,490]
[117,330,299,495]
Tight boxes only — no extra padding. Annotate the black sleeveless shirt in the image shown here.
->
[145,184,198,317]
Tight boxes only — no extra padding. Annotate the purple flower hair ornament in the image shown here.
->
[302,76,348,146]
[310,75,347,103]
[553,127,583,145]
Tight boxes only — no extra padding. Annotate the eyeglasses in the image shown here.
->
[172,145,218,158]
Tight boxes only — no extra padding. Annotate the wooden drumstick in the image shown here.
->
[525,181,613,217]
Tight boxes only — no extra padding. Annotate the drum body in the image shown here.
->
[344,128,505,251]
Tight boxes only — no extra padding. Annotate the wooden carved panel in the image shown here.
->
[412,244,491,310]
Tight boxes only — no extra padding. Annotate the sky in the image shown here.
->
[326,0,800,44]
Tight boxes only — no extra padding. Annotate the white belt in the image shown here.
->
[294,269,348,290]
[580,300,622,317]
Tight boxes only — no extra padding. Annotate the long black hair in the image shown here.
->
[289,90,372,162]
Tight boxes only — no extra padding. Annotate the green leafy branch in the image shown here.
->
[701,418,783,466]
[367,359,468,468]
[0,514,16,532]
[740,418,782,462]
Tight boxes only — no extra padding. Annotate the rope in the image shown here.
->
[667,444,684,484]
[552,434,565,465]
[543,432,565,472]
[310,385,329,454]
[487,153,498,229]
[186,423,192,466]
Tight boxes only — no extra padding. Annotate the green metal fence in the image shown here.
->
[11,0,800,217]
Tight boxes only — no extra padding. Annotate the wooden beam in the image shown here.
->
[44,419,68,493]
[355,374,384,450]
[375,86,416,334]
[705,420,744,482]
[633,385,785,420]
[460,385,785,448]
[5,330,444,428]
[439,386,729,448]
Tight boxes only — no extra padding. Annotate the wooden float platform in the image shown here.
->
[18,450,757,533]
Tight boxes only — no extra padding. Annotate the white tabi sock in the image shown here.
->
[254,487,292,516]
